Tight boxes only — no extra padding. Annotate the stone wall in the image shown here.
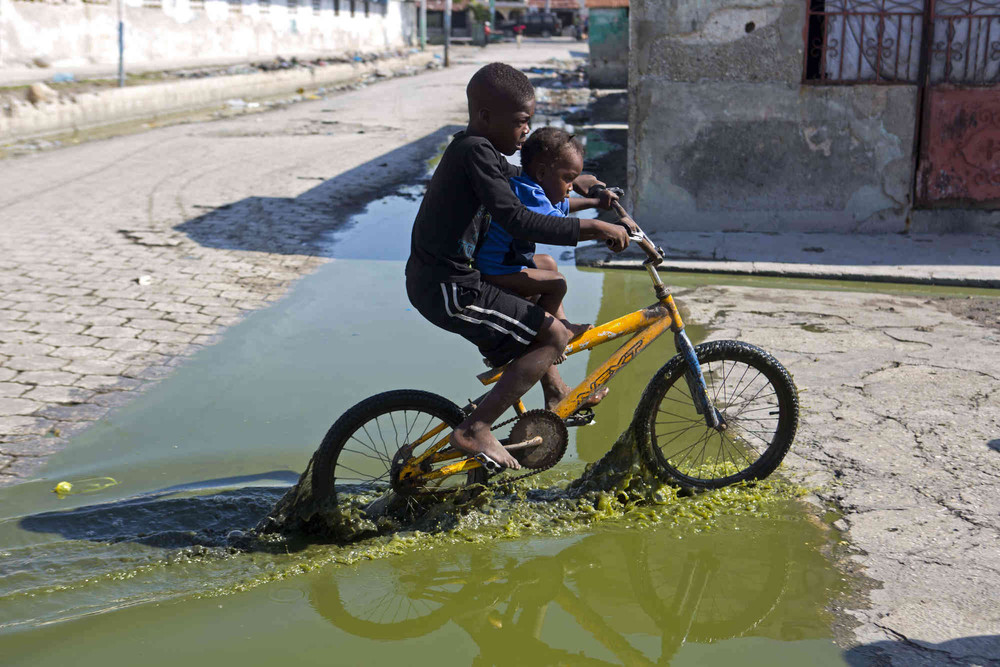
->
[0,0,416,70]
[588,7,627,89]
[628,0,928,233]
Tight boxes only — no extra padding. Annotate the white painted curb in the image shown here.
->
[1,51,438,143]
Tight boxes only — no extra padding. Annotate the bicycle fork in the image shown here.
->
[653,272,725,432]
[674,330,725,431]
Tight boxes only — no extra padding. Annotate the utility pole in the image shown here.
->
[544,0,550,11]
[419,0,427,50]
[444,0,451,67]
[488,0,494,25]
[117,0,125,87]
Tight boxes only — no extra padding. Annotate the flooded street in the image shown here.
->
[1,187,853,665]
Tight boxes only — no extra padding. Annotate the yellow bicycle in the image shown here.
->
[310,203,799,503]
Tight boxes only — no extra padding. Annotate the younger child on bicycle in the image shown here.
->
[475,127,617,375]
[405,63,632,470]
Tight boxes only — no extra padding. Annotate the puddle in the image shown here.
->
[0,170,854,665]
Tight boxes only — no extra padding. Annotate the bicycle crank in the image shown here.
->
[506,409,568,470]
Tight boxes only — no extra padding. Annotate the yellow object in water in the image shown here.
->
[52,477,118,496]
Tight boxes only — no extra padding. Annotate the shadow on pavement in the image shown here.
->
[844,634,1000,665]
[174,125,461,256]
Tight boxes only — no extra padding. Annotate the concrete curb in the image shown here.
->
[1,50,439,143]
[575,231,1000,288]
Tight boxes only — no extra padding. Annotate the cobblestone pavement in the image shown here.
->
[0,41,583,486]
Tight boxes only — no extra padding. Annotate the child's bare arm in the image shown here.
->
[567,189,618,212]
[571,174,604,196]
[567,197,601,212]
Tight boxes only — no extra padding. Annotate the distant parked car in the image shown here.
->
[497,18,526,36]
[523,12,561,37]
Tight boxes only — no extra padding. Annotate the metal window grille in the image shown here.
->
[929,0,1000,83]
[805,0,926,83]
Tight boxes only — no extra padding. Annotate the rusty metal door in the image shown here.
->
[916,0,1000,206]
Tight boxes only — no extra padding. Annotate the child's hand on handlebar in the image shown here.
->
[595,188,618,210]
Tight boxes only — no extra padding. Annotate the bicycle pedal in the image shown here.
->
[563,408,596,428]
[474,453,506,474]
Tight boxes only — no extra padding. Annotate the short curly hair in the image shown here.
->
[520,126,584,172]
[466,62,535,111]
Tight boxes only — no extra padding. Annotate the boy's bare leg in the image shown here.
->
[528,255,593,338]
[483,257,604,410]
[451,316,572,469]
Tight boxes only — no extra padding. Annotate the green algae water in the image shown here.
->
[0,191,851,665]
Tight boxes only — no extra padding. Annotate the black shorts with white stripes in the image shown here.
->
[406,275,547,368]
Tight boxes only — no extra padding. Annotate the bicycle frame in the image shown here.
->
[397,209,720,485]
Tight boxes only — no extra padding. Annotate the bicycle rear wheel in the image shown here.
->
[311,389,485,505]
[636,340,798,489]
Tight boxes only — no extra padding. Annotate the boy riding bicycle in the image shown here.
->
[475,126,618,407]
[405,63,632,470]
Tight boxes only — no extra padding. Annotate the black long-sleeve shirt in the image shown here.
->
[406,131,581,287]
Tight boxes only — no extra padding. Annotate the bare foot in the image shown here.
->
[451,425,521,470]
[544,372,611,410]
[583,386,610,407]
[562,320,594,338]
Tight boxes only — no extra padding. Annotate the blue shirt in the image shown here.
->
[475,175,569,276]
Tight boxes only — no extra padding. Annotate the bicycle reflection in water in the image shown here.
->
[308,513,846,665]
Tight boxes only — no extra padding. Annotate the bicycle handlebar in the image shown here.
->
[594,188,663,266]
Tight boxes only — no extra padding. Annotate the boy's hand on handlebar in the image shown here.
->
[579,219,629,251]
[617,212,640,236]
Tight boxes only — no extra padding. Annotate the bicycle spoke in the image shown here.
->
[345,438,391,465]
[387,411,400,449]
[655,420,704,447]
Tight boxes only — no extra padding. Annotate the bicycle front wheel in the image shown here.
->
[311,389,485,505]
[636,340,798,489]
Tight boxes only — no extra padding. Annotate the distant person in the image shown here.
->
[474,127,617,376]
[405,63,632,469]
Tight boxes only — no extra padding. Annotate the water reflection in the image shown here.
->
[309,508,847,665]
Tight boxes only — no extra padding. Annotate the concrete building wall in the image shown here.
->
[628,0,926,233]
[588,7,627,88]
[0,0,417,70]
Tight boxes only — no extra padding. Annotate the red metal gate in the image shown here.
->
[916,0,1000,206]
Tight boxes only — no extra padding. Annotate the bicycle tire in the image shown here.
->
[307,549,464,640]
[635,340,798,489]
[311,389,484,505]
[626,531,790,649]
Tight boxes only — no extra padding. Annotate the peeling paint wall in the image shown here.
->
[588,8,628,89]
[0,0,416,70]
[628,0,931,233]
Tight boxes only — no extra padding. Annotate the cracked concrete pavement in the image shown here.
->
[0,40,580,486]
[673,283,1000,665]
